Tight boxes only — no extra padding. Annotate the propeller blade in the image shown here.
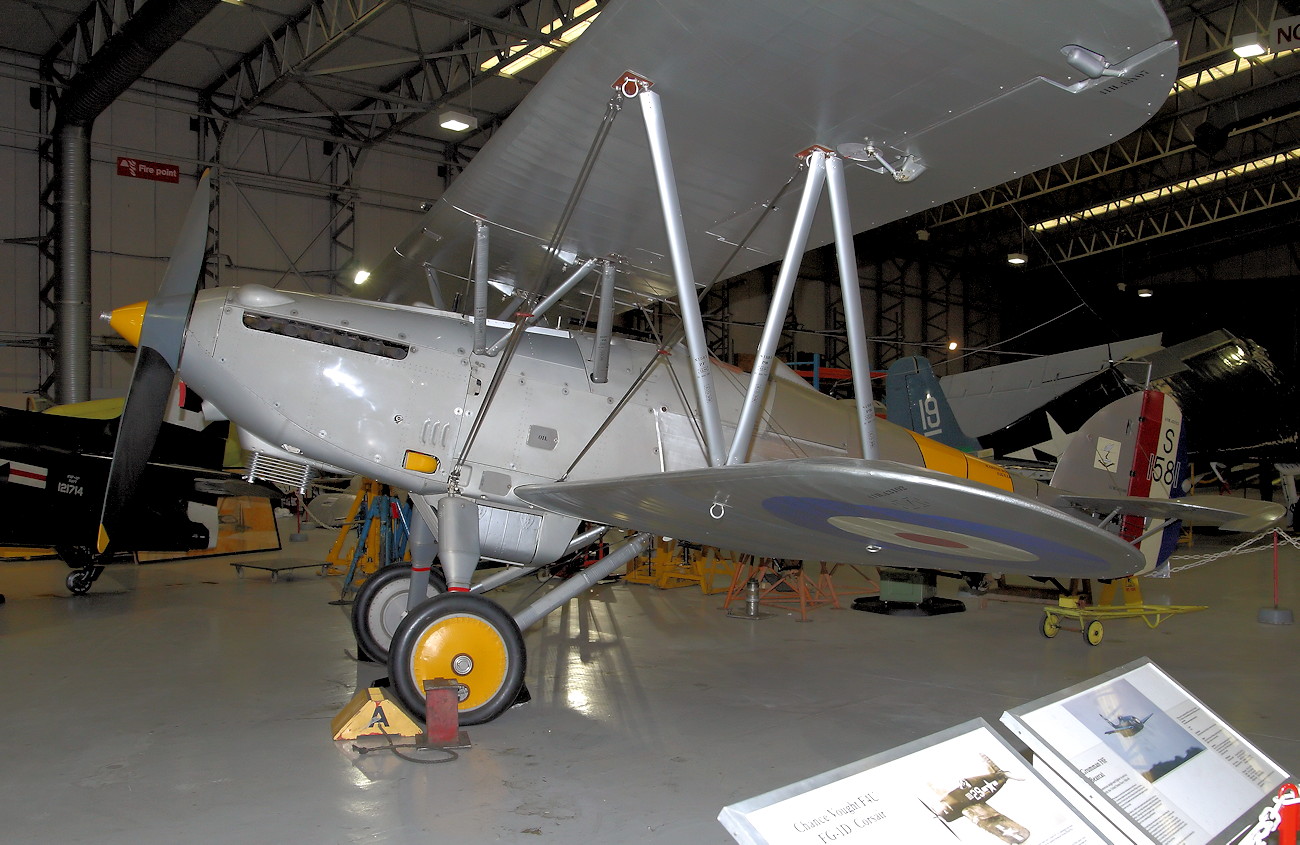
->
[97,170,213,553]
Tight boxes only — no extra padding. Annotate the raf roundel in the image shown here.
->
[827,515,1039,563]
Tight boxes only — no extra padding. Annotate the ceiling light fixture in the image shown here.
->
[353,269,371,286]
[481,4,600,76]
[1137,288,1153,298]
[1007,252,1028,266]
[947,340,959,351]
[1232,34,1269,58]
[438,110,476,132]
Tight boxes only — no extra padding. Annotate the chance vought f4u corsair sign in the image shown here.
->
[96,0,1282,724]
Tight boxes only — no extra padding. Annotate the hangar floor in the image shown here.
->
[0,523,1296,844]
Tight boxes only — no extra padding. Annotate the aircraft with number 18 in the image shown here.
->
[99,0,1283,725]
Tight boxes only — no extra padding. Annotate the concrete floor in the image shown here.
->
[0,523,1296,844]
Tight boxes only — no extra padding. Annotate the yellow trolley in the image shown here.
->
[1041,594,1207,646]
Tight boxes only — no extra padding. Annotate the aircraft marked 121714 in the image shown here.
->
[96,0,1283,725]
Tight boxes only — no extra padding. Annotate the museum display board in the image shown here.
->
[721,659,1291,845]
[1001,658,1290,845]
[719,718,1108,844]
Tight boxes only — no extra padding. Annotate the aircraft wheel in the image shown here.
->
[66,569,94,595]
[388,593,526,726]
[349,563,446,663]
[1041,614,1059,638]
[1085,620,1104,646]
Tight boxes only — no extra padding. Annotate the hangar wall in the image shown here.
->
[0,52,445,405]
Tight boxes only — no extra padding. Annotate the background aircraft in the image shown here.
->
[99,0,1283,727]
[0,400,276,593]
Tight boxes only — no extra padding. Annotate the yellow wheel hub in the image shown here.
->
[408,613,511,712]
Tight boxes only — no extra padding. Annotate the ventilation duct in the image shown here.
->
[52,0,221,402]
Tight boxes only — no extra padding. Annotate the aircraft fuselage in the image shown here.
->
[175,284,1049,565]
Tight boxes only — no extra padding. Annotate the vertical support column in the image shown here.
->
[634,85,724,467]
[35,79,57,401]
[327,145,358,297]
[726,149,828,465]
[472,219,489,355]
[824,154,879,461]
[591,260,616,383]
[56,125,91,404]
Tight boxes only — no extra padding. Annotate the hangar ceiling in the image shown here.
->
[7,0,1300,371]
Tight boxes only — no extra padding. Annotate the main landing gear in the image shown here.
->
[387,592,527,726]
[349,563,447,662]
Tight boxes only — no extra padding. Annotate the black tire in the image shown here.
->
[66,569,94,595]
[388,593,526,726]
[349,563,446,663]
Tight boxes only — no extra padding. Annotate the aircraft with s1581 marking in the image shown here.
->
[97,0,1283,725]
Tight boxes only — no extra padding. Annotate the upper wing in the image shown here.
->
[1049,492,1286,533]
[514,457,1146,579]
[366,0,1175,316]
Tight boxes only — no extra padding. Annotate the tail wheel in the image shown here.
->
[388,593,525,726]
[66,569,96,595]
[349,563,446,663]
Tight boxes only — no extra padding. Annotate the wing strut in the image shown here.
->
[590,260,616,383]
[472,219,490,354]
[826,153,880,460]
[724,148,881,463]
[484,258,598,356]
[726,149,829,464]
[628,74,726,467]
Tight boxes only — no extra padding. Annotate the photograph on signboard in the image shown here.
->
[719,719,1107,845]
[1061,678,1205,783]
[1002,659,1289,845]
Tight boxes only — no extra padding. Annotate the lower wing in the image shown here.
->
[516,458,1145,579]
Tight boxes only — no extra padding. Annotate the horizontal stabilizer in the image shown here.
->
[1049,492,1285,533]
[516,458,1144,579]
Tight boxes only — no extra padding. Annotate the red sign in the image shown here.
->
[116,157,180,183]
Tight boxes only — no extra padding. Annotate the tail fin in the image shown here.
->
[885,357,981,453]
[1051,390,1189,573]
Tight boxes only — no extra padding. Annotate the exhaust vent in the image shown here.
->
[242,312,409,360]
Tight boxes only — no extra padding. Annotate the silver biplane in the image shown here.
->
[100,0,1283,725]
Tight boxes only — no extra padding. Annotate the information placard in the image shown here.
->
[719,718,1108,844]
[1001,658,1289,845]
